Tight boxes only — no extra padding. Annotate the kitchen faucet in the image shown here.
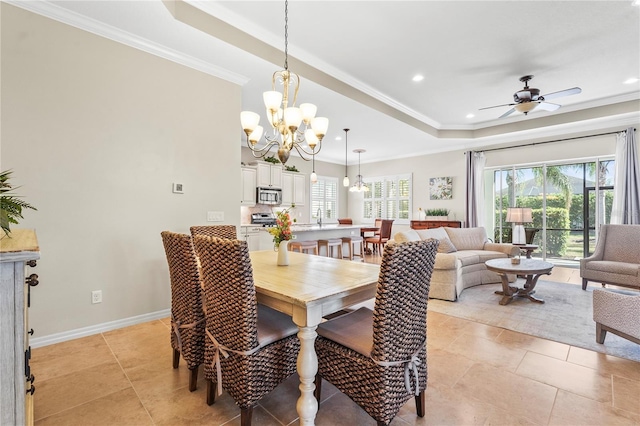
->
[317,208,322,226]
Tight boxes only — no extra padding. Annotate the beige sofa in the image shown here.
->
[580,224,640,291]
[393,227,519,301]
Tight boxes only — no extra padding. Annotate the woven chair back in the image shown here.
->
[192,235,259,352]
[371,239,438,362]
[160,231,205,366]
[190,225,237,240]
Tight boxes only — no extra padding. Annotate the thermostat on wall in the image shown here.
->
[172,183,184,194]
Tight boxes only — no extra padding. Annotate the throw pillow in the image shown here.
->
[393,229,421,243]
[415,227,448,241]
[437,237,457,253]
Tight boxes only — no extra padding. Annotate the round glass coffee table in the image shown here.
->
[485,258,554,305]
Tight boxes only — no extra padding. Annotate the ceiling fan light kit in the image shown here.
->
[481,75,581,118]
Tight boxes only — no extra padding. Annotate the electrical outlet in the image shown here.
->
[92,290,102,304]
[207,211,224,222]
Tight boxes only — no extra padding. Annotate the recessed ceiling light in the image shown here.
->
[412,74,424,82]
[624,77,639,84]
[633,0,640,7]
[335,136,342,140]
[466,113,475,119]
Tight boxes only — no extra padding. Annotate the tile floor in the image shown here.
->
[31,263,640,425]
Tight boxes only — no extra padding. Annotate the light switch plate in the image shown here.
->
[207,211,224,222]
[172,183,184,194]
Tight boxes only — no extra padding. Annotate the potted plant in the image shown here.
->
[0,170,37,237]
[424,208,449,221]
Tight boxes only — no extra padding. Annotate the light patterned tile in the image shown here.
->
[516,351,612,402]
[568,346,640,382]
[549,389,640,425]
[453,363,556,424]
[494,329,570,361]
[445,333,527,372]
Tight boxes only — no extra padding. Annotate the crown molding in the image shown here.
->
[5,0,249,86]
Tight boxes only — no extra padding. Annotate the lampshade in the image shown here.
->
[506,207,533,223]
[514,102,537,114]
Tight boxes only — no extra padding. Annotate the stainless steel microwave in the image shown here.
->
[256,187,282,205]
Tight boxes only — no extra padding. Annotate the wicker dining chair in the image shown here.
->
[314,239,439,426]
[160,231,205,392]
[192,235,300,425]
[190,225,237,240]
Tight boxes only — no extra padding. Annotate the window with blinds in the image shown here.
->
[311,176,338,223]
[363,174,411,224]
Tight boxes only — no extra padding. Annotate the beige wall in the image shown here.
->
[1,5,241,338]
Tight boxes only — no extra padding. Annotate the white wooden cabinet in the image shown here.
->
[254,161,283,188]
[241,226,262,251]
[0,230,40,426]
[281,172,307,206]
[241,167,257,206]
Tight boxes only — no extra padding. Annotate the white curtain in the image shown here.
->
[465,151,486,227]
[611,127,640,224]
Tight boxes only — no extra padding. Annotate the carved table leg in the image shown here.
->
[494,273,516,305]
[517,273,546,303]
[296,326,319,425]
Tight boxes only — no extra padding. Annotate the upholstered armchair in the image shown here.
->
[592,288,640,345]
[580,224,640,291]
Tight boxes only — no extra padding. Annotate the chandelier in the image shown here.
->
[240,0,328,165]
[349,149,370,192]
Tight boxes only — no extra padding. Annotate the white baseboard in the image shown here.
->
[30,309,171,348]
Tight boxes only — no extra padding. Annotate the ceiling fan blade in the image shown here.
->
[537,102,561,111]
[540,87,582,100]
[479,103,515,111]
[499,108,516,118]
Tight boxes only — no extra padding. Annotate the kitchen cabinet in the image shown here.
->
[0,229,40,426]
[241,167,257,206]
[254,161,282,188]
[241,226,262,251]
[281,172,307,206]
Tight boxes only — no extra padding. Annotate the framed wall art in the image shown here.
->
[429,176,453,200]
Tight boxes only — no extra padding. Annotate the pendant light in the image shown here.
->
[349,149,370,192]
[342,128,350,187]
[310,154,318,184]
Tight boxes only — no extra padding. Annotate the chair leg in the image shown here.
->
[189,367,198,392]
[415,390,426,417]
[206,379,216,405]
[596,322,607,344]
[314,374,322,402]
[582,278,588,290]
[240,406,253,426]
[172,348,180,369]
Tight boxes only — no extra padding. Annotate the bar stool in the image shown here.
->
[341,235,365,261]
[289,240,319,255]
[318,238,343,259]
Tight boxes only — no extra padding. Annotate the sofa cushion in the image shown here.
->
[450,251,480,267]
[585,260,639,277]
[445,227,488,251]
[393,229,421,243]
[476,250,509,262]
[414,228,457,253]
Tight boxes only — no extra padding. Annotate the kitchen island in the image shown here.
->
[290,224,361,241]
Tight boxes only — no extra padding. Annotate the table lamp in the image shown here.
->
[506,207,532,244]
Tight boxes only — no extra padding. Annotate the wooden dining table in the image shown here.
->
[250,250,381,425]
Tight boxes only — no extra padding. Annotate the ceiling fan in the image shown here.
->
[480,75,581,118]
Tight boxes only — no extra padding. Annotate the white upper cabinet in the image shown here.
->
[281,171,307,206]
[255,161,283,188]
[241,167,257,205]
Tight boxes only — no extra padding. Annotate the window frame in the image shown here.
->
[362,173,412,225]
[310,175,339,224]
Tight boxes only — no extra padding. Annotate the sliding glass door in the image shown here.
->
[490,158,614,266]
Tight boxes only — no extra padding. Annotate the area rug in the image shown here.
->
[427,281,640,362]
